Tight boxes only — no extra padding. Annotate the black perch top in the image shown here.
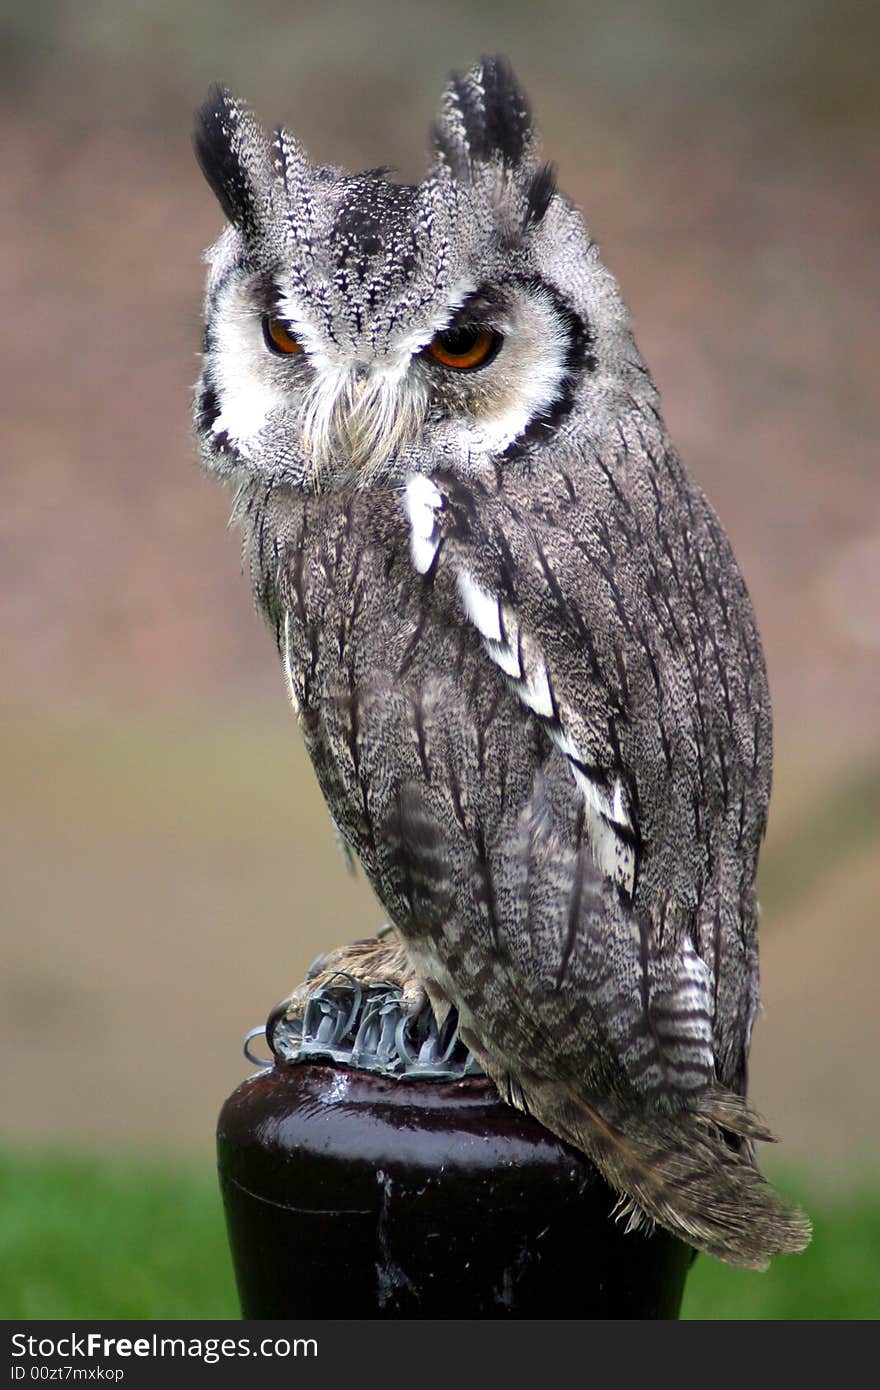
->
[216,977,694,1318]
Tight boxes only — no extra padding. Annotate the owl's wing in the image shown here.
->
[405,465,678,900]
[402,465,719,1099]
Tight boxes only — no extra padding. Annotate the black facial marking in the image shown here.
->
[195,380,221,433]
[500,276,595,462]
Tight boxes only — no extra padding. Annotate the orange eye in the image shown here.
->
[427,325,500,371]
[263,315,303,355]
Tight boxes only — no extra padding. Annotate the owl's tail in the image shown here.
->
[514,1077,811,1269]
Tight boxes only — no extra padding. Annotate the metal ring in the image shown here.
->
[243,1024,274,1067]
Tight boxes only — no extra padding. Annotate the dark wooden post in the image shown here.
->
[216,978,694,1318]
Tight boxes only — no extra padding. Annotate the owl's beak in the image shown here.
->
[301,364,426,480]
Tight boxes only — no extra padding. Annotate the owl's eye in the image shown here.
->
[263,315,303,356]
[426,325,500,371]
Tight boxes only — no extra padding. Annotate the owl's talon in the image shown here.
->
[274,931,422,1029]
[398,979,429,1019]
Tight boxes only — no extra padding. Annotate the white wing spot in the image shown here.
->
[548,725,582,762]
[484,633,522,679]
[566,770,634,890]
[456,571,503,643]
[572,764,605,817]
[404,474,443,574]
[518,660,555,719]
[611,778,629,828]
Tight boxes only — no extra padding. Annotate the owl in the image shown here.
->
[193,56,810,1268]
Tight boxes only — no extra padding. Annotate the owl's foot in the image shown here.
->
[282,930,428,1024]
[261,930,483,1080]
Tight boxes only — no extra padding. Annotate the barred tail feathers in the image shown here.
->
[514,1078,811,1269]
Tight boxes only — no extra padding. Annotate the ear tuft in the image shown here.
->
[194,85,269,234]
[433,54,535,179]
[524,162,557,227]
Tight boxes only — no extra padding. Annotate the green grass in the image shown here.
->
[1,1150,876,1319]
[0,1150,238,1320]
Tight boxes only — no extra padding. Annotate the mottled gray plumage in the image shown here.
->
[192,57,810,1266]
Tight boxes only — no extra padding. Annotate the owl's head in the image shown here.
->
[194,55,648,490]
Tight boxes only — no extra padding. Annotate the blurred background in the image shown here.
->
[2,0,878,1317]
